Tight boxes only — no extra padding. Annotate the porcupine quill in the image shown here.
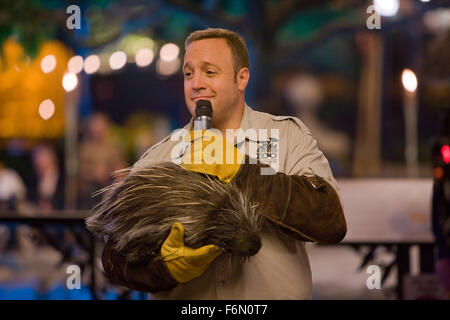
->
[85,161,264,262]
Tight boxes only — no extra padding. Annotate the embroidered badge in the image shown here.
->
[257,137,279,162]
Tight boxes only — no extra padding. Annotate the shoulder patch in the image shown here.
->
[272,115,311,135]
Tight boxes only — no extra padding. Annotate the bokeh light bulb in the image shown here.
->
[135,48,154,67]
[374,0,400,17]
[109,51,127,70]
[39,99,55,120]
[41,54,57,73]
[84,55,100,74]
[402,69,418,93]
[68,55,84,74]
[160,43,179,62]
[62,72,78,92]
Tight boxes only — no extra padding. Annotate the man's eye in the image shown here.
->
[184,72,192,78]
[206,71,216,76]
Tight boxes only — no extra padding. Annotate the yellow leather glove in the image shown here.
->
[160,222,222,283]
[181,129,245,183]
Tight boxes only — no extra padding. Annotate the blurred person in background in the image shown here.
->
[2,148,63,255]
[78,112,126,210]
[24,144,68,257]
[28,144,64,213]
[0,160,27,212]
[284,74,351,177]
[0,160,28,253]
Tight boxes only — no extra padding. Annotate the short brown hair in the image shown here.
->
[185,28,250,77]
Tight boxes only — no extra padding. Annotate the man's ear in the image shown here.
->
[236,67,249,91]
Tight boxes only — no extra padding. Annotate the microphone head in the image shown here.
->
[195,100,213,118]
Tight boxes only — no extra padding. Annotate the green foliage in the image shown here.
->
[277,7,350,44]
[0,0,60,58]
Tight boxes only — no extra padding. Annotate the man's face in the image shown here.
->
[183,38,246,125]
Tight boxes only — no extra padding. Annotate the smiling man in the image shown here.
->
[183,34,249,136]
[99,28,347,300]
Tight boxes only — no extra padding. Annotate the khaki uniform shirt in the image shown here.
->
[134,104,339,300]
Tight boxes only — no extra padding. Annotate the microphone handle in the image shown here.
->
[194,116,211,130]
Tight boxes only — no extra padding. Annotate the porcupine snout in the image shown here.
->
[227,229,262,257]
[214,183,264,258]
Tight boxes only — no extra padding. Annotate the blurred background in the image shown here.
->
[0,0,449,300]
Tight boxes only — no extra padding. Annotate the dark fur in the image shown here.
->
[85,161,264,262]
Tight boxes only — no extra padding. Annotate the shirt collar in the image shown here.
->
[239,103,253,131]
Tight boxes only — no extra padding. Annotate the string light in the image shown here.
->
[109,51,127,70]
[39,99,55,120]
[62,72,78,92]
[160,43,179,62]
[41,55,57,73]
[135,48,154,67]
[68,55,83,74]
[84,55,100,74]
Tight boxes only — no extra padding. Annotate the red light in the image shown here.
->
[442,145,450,164]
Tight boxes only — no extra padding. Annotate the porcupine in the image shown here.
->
[85,161,264,263]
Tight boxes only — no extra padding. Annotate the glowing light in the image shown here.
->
[39,99,55,120]
[401,69,418,93]
[156,57,180,76]
[434,167,444,180]
[109,51,127,70]
[374,0,399,17]
[84,55,100,74]
[68,55,83,74]
[135,48,154,67]
[159,43,179,62]
[62,72,78,92]
[442,145,450,164]
[41,54,57,73]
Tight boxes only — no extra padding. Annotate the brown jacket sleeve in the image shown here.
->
[233,158,347,243]
[101,241,178,293]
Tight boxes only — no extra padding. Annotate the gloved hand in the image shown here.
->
[101,222,221,292]
[181,129,244,183]
[161,222,222,283]
[179,129,346,244]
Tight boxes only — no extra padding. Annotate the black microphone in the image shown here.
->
[194,100,213,130]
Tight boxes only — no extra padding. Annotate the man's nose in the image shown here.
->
[191,73,206,90]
